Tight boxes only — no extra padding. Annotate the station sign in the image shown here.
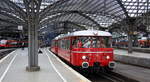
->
[18,25,23,30]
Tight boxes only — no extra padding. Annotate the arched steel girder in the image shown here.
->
[40,0,70,18]
[40,11,104,29]
[0,11,25,23]
[0,19,24,27]
[39,10,122,22]
[44,28,64,33]
[39,0,130,21]
[108,17,134,33]
[0,24,16,27]
[40,21,85,34]
[77,11,102,29]
[0,0,131,28]
[108,23,121,32]
[115,0,130,18]
[0,18,19,25]
[40,10,122,29]
[53,21,86,30]
[0,7,26,23]
[41,20,97,30]
[0,0,27,21]
[0,7,18,16]
[63,21,86,30]
[52,22,82,33]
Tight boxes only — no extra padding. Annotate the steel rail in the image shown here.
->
[97,71,125,82]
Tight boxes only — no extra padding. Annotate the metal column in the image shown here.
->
[26,18,40,71]
[24,0,41,71]
[127,18,135,54]
[128,32,133,53]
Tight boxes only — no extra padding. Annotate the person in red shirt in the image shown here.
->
[77,40,82,48]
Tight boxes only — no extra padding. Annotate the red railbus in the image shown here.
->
[0,40,18,48]
[0,40,28,48]
[51,30,115,71]
[138,37,150,48]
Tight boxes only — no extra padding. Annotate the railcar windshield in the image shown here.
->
[72,36,111,48]
[0,40,7,45]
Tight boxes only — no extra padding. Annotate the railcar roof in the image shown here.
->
[54,30,112,40]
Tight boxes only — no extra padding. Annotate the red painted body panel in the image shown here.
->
[51,40,58,54]
[0,44,7,47]
[58,47,70,62]
[51,47,58,54]
[70,48,113,67]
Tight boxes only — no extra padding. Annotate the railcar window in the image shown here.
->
[59,39,70,50]
[66,39,70,50]
[51,41,54,47]
[72,37,111,48]
[55,42,58,47]
[61,40,65,49]
[58,41,60,48]
[0,40,7,44]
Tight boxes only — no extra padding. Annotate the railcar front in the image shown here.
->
[0,40,17,48]
[0,40,7,48]
[70,36,115,71]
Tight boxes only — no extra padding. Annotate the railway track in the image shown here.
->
[52,51,138,82]
[0,49,14,59]
[98,72,129,82]
[97,72,125,82]
[63,59,139,82]
[85,71,139,82]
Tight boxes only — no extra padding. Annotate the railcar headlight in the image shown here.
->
[82,56,86,60]
[106,56,110,59]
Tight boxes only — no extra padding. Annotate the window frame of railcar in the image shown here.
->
[71,36,112,48]
[63,37,71,50]
[51,40,55,48]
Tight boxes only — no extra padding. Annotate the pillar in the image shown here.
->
[26,17,40,71]
[26,0,40,71]
[128,32,133,53]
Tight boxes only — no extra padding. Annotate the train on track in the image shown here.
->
[0,39,28,49]
[51,30,115,72]
[113,37,150,48]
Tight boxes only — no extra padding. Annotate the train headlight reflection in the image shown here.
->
[82,56,86,60]
[106,56,110,59]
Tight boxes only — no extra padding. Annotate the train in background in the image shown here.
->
[138,37,150,48]
[113,37,150,48]
[51,30,115,72]
[0,39,28,48]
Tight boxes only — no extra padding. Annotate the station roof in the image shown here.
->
[0,0,150,34]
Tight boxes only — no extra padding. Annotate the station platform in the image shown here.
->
[114,47,150,53]
[114,62,150,82]
[0,48,90,82]
[114,49,150,68]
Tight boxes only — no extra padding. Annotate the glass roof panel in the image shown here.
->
[121,0,149,17]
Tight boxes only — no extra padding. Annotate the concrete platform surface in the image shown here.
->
[114,47,150,53]
[114,62,150,82]
[114,49,150,68]
[0,48,90,82]
[114,49,150,58]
